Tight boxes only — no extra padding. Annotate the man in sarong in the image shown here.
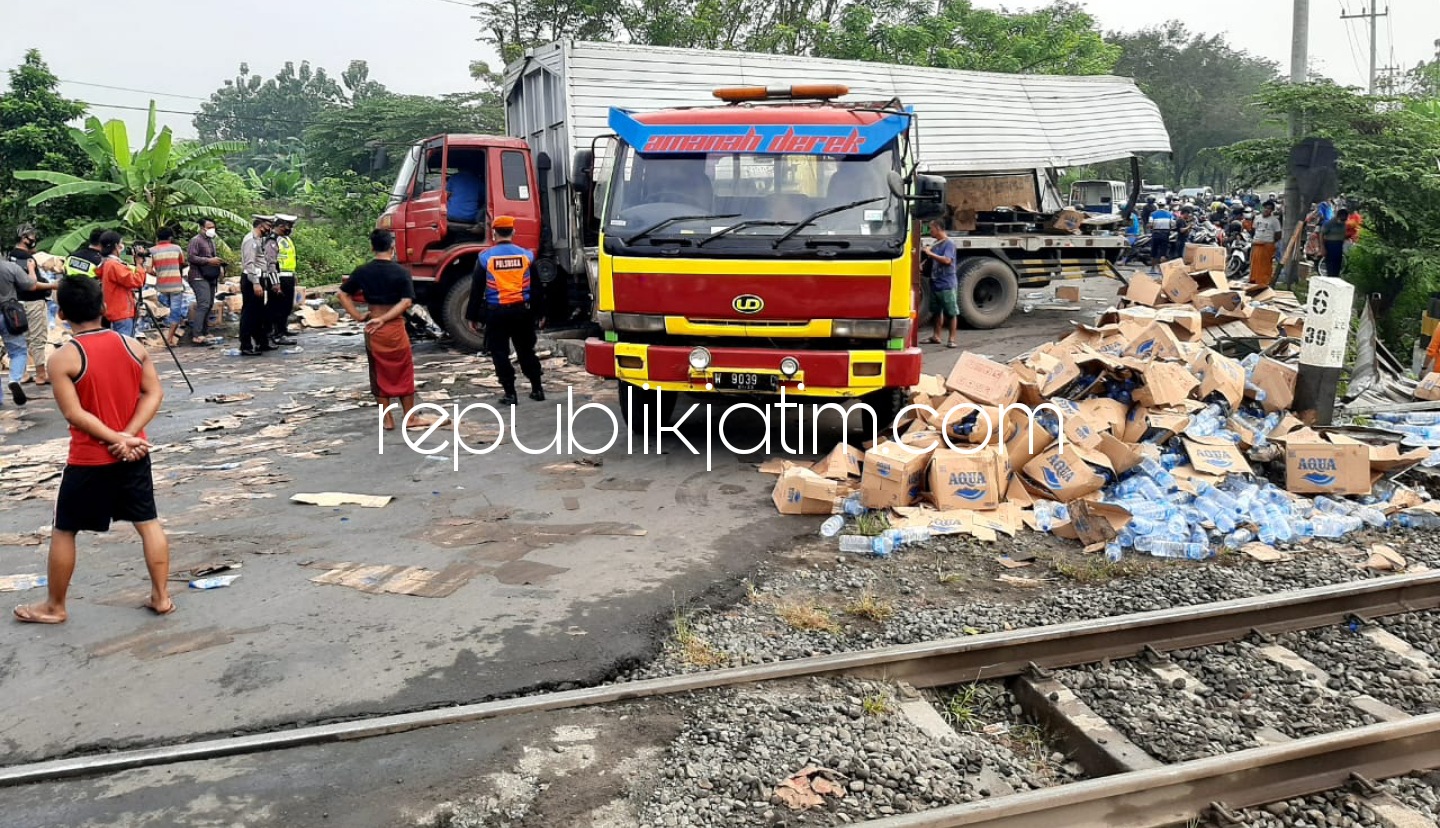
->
[338,230,431,430]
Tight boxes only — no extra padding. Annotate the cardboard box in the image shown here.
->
[1250,358,1298,413]
[1183,437,1253,476]
[1192,289,1245,314]
[1416,373,1440,402]
[1124,274,1165,307]
[810,443,863,480]
[929,446,1011,511]
[1055,284,1082,302]
[1005,415,1055,471]
[1023,445,1105,502]
[1068,500,1134,547]
[860,440,936,508]
[944,352,1020,407]
[772,465,841,514]
[1186,245,1226,273]
[1159,259,1199,304]
[1193,351,1245,408]
[1285,442,1371,496]
[1133,362,1199,408]
[1047,208,1085,234]
[1122,321,1184,362]
[1246,307,1284,338]
[1192,270,1230,292]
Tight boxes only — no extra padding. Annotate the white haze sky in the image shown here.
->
[1,0,1436,139]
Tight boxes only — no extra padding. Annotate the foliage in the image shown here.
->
[195,60,370,170]
[284,172,392,286]
[15,103,249,254]
[476,0,1116,75]
[1109,22,1281,187]
[0,50,90,238]
[247,166,313,201]
[1224,81,1440,354]
[303,91,502,178]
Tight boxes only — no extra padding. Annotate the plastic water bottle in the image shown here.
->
[1138,457,1176,491]
[1033,501,1070,532]
[881,527,931,547]
[819,515,845,538]
[1104,542,1123,563]
[1223,528,1255,549]
[1124,500,1175,520]
[283,346,304,355]
[223,348,241,356]
[837,535,872,554]
[189,574,240,590]
[1135,537,1207,559]
[1398,512,1440,530]
[840,495,866,518]
[1244,382,1268,403]
[870,535,895,557]
[1311,514,1363,538]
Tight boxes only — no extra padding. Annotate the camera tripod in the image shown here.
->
[133,288,194,394]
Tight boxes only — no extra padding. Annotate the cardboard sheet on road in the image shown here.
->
[307,561,484,598]
[291,492,393,508]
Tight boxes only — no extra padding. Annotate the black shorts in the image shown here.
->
[53,457,158,533]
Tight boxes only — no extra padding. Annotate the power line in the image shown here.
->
[1339,1,1390,93]
[59,79,210,102]
[1337,1,1368,83]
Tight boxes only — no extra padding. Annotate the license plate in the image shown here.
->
[711,372,779,392]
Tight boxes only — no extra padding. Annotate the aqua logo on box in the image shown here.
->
[947,471,990,501]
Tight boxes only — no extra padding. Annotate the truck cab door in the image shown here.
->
[490,147,538,249]
[403,138,448,260]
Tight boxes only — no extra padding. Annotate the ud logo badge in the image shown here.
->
[732,294,764,314]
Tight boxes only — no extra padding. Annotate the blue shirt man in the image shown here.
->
[447,169,483,225]
[922,220,960,347]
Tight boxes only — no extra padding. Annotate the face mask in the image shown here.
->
[205,228,217,238]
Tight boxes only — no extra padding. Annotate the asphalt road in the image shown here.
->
[0,277,1120,826]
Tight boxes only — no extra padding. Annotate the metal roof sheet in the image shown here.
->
[504,40,1172,173]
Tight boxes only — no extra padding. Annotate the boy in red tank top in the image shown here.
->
[14,276,172,624]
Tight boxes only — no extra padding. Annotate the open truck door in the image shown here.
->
[402,137,449,262]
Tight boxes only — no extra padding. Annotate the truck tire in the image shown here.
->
[955,257,1018,330]
[618,380,677,435]
[442,277,485,353]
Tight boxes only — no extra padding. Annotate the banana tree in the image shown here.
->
[15,102,249,254]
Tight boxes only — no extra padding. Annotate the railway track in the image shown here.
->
[8,571,1440,827]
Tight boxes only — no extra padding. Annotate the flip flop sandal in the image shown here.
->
[14,605,64,624]
[924,337,942,345]
[946,342,958,348]
[143,601,177,616]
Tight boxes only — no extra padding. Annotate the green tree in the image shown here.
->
[303,91,502,178]
[16,103,249,253]
[194,60,352,170]
[1224,81,1440,353]
[288,172,392,286]
[0,50,90,236]
[1109,22,1281,186]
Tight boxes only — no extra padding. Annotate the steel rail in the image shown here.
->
[4,571,1439,788]
[855,713,1440,828]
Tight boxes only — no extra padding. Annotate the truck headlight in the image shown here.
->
[689,347,712,370]
[613,313,666,333]
[779,356,800,377]
[832,319,890,338]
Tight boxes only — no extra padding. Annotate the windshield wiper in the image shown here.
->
[770,198,886,248]
[622,213,740,246]
[695,219,793,247]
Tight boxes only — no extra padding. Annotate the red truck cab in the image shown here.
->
[377,135,546,351]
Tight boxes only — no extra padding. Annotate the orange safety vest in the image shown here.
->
[478,243,533,306]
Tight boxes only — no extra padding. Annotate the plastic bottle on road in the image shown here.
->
[223,348,240,356]
[1135,537,1207,559]
[840,495,866,517]
[870,536,895,557]
[838,535,872,554]
[1104,542,1123,563]
[820,515,845,538]
[1223,528,1255,549]
[1398,511,1440,530]
[1033,501,1070,532]
[282,346,304,355]
[881,527,932,547]
[1311,513,1364,538]
[189,574,240,590]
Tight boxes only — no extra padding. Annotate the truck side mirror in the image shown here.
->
[572,149,594,193]
[910,174,946,221]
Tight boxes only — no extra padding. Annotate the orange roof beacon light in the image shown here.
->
[713,84,850,103]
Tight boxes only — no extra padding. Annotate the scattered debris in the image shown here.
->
[0,573,47,591]
[306,560,482,598]
[772,766,846,810]
[290,492,393,508]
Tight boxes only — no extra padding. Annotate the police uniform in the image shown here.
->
[239,216,275,354]
[465,216,543,403]
[270,215,298,344]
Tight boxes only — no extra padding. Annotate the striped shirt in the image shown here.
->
[150,242,185,294]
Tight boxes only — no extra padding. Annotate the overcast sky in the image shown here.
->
[2,0,1436,140]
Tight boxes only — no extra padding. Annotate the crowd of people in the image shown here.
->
[1133,190,1362,288]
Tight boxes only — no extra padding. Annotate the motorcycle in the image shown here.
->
[1226,230,1252,280]
[1119,232,1152,267]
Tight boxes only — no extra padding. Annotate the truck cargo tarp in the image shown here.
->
[505,40,1172,174]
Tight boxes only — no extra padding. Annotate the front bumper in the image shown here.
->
[583,339,922,397]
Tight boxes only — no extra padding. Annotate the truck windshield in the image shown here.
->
[388,144,422,207]
[604,145,902,252]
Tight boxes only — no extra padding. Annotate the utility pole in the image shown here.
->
[1281,0,1309,288]
[1341,2,1390,94]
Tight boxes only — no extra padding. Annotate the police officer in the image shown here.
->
[66,228,106,278]
[239,214,275,355]
[270,214,298,345]
[465,215,544,405]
